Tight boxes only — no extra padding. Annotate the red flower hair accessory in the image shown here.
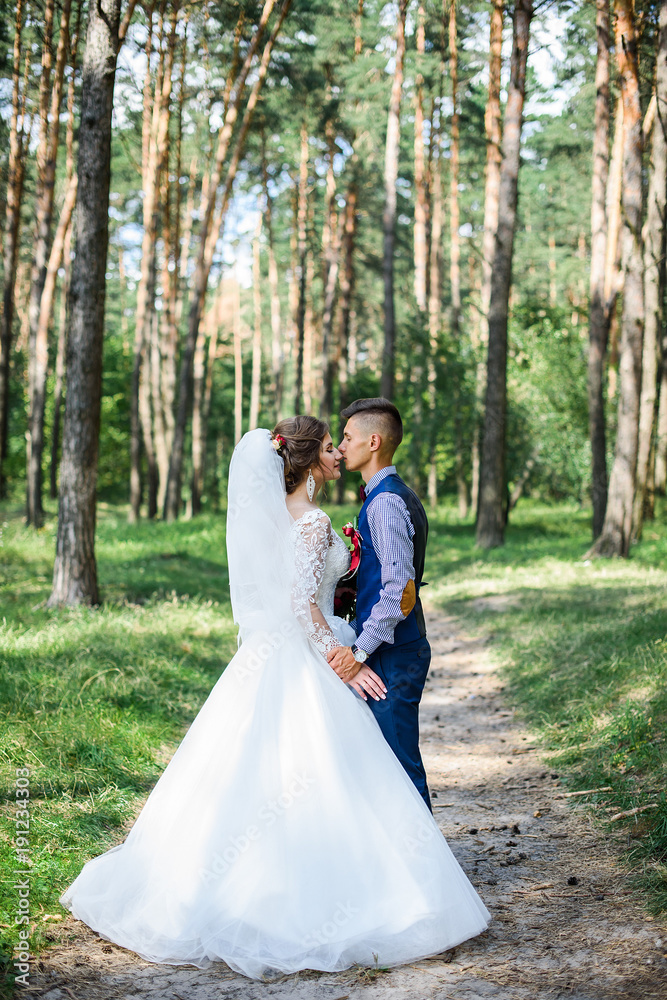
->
[272,434,286,453]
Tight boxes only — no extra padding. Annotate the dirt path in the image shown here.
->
[25,610,667,1000]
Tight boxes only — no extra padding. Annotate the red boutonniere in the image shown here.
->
[339,521,361,581]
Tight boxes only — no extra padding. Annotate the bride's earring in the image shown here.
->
[306,469,316,502]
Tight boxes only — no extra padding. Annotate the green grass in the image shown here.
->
[425,499,667,914]
[1,496,666,992]
[0,502,238,985]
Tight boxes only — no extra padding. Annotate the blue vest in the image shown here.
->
[356,474,428,648]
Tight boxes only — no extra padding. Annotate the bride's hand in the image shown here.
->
[348,665,387,702]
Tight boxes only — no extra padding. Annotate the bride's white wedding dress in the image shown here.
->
[59,430,490,980]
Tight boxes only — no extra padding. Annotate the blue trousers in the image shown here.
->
[366,636,432,811]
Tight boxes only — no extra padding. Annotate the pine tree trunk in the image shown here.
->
[587,0,612,539]
[449,0,461,339]
[190,299,210,517]
[481,0,504,319]
[632,0,667,538]
[303,247,316,413]
[293,120,309,414]
[262,141,283,420]
[0,0,27,498]
[163,0,290,521]
[234,279,243,444]
[336,181,358,502]
[468,254,483,511]
[49,0,121,606]
[320,208,345,420]
[27,0,70,527]
[588,0,644,558]
[449,0,466,516]
[50,9,80,501]
[321,109,337,294]
[426,76,444,510]
[473,0,503,515]
[381,0,408,400]
[130,8,176,521]
[129,7,155,523]
[413,2,427,312]
[656,345,667,491]
[476,0,533,549]
[249,211,263,430]
[605,98,624,308]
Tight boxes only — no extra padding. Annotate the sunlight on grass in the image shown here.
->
[1,496,666,976]
[0,504,237,966]
[426,499,667,913]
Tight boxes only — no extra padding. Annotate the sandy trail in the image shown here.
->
[24,610,667,1000]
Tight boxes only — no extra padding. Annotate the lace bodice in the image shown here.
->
[291,509,352,655]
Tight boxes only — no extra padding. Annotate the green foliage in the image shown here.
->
[0,0,657,517]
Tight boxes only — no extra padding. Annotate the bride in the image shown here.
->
[59,417,490,980]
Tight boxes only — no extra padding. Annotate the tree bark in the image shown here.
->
[50,227,71,501]
[320,208,345,420]
[380,0,408,400]
[130,6,177,521]
[336,184,358,503]
[249,210,263,430]
[303,246,316,414]
[449,0,461,339]
[427,74,444,510]
[234,278,243,445]
[0,0,27,498]
[163,0,291,521]
[473,0,503,516]
[587,0,612,539]
[588,0,644,558]
[413,1,428,312]
[632,1,667,538]
[27,0,71,527]
[49,0,121,606]
[262,139,283,420]
[476,0,533,549]
[50,5,81,501]
[655,354,667,490]
[449,0,466,517]
[129,6,155,522]
[481,0,504,319]
[293,120,309,414]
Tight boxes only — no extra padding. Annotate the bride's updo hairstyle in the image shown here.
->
[272,416,329,495]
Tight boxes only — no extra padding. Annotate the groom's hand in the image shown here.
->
[327,646,360,683]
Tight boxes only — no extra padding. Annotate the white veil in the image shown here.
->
[226,428,304,643]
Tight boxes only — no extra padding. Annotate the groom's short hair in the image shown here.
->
[340,397,403,455]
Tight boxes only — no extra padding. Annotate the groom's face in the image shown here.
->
[338,417,372,474]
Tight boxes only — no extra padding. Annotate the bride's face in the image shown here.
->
[316,433,342,484]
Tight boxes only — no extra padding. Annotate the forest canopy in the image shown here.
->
[0,0,665,601]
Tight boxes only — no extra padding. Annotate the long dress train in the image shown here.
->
[59,430,490,980]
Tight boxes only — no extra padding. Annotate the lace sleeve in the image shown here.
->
[292,510,342,656]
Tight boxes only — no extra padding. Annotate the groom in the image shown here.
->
[328,398,432,812]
